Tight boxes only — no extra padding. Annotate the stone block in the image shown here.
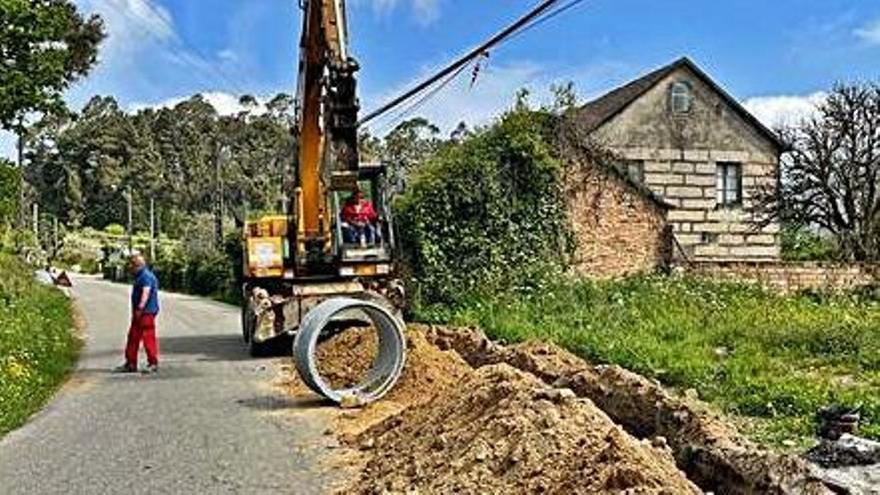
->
[710,150,750,162]
[644,161,672,173]
[645,173,684,185]
[693,222,730,233]
[682,199,717,210]
[668,209,706,222]
[656,148,683,161]
[746,234,777,245]
[707,209,746,222]
[744,163,774,177]
[729,245,780,258]
[687,175,716,186]
[761,223,781,234]
[719,234,746,245]
[684,150,709,161]
[694,163,716,175]
[695,245,730,257]
[666,186,704,198]
[673,162,695,174]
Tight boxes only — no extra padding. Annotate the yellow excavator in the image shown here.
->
[240,0,403,356]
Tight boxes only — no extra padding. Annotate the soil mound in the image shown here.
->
[280,327,474,439]
[351,363,700,494]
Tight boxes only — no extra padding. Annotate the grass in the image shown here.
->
[0,253,79,436]
[415,275,880,447]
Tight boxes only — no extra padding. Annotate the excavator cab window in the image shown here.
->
[331,164,394,262]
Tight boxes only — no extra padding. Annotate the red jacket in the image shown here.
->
[342,199,378,225]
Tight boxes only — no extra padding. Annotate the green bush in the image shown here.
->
[423,274,880,445]
[0,160,19,225]
[396,107,570,307]
[0,253,77,436]
[781,226,839,261]
[104,223,125,236]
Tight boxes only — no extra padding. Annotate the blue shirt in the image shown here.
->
[132,267,160,315]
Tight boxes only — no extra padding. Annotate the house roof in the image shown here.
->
[575,57,784,151]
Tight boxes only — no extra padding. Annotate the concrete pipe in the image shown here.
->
[293,297,407,405]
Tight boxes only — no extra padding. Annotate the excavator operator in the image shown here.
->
[341,188,379,245]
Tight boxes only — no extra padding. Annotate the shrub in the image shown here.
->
[104,223,125,236]
[0,160,19,225]
[396,107,570,307]
[781,226,839,261]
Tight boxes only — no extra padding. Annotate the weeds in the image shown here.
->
[0,254,78,436]
[415,274,880,446]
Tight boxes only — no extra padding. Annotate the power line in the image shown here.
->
[374,61,475,135]
[358,0,564,127]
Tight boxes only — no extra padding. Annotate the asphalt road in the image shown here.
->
[0,276,336,495]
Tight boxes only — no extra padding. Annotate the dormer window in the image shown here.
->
[670,81,693,114]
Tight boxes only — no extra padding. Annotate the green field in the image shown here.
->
[417,275,880,446]
[0,254,78,436]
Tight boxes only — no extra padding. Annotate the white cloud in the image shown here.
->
[75,0,176,59]
[742,92,826,129]
[854,18,880,45]
[131,92,269,116]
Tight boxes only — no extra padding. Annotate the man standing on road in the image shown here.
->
[114,254,160,374]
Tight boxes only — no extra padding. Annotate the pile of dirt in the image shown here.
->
[278,324,833,494]
[314,325,380,390]
[352,363,700,494]
[279,327,474,439]
[420,324,832,494]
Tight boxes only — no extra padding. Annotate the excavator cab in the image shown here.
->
[332,162,395,271]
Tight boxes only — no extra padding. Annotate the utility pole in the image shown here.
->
[215,143,228,249]
[32,203,38,239]
[53,216,58,257]
[17,116,26,229]
[149,197,156,262]
[126,185,133,254]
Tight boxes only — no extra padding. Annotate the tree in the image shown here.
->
[382,117,441,194]
[0,0,104,128]
[1,0,104,227]
[0,160,20,224]
[754,82,880,261]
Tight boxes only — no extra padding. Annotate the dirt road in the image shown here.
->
[0,276,334,494]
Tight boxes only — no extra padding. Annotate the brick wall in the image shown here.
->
[687,261,879,293]
[566,163,671,279]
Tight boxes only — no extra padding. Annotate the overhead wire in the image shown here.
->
[357,0,563,128]
[359,0,590,131]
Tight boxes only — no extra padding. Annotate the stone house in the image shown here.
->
[574,57,783,262]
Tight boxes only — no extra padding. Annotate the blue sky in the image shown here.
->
[3,0,880,158]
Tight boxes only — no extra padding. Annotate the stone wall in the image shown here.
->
[566,162,671,279]
[591,64,782,261]
[687,261,879,294]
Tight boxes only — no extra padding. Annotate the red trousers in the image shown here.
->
[125,313,159,368]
